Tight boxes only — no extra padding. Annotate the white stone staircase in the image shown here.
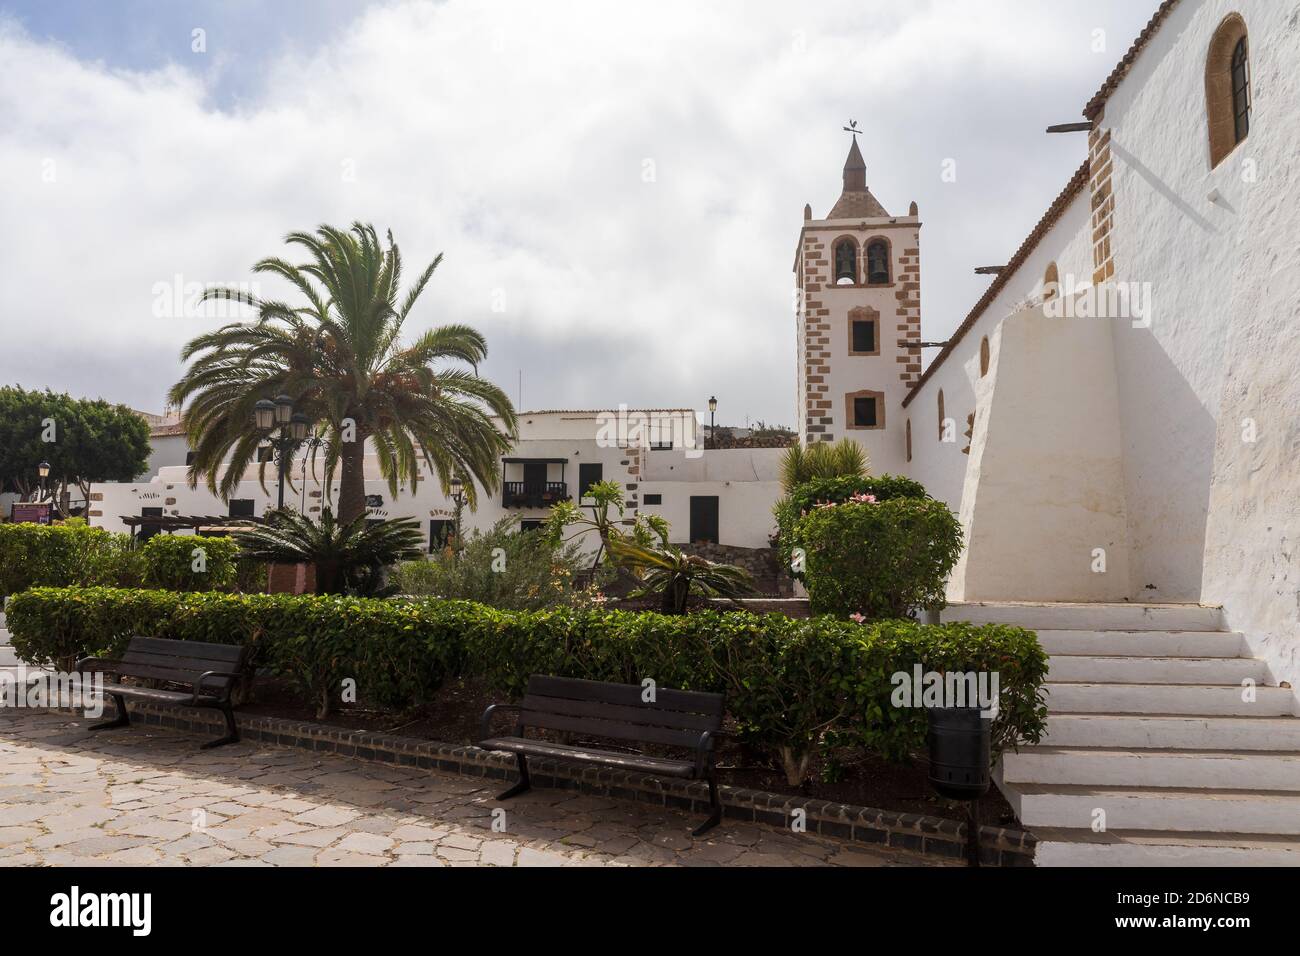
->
[0,611,19,671]
[943,601,1300,866]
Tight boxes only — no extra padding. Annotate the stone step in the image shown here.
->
[1006,783,1300,834]
[1031,828,1300,866]
[1003,746,1300,791]
[1045,682,1296,716]
[942,602,1224,632]
[1043,713,1300,751]
[1035,629,1245,657]
[1047,655,1268,685]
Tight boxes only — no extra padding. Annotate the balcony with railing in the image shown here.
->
[502,480,568,509]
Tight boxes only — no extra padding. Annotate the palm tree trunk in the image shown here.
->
[338,430,367,524]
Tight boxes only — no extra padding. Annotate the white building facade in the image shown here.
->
[92,409,786,557]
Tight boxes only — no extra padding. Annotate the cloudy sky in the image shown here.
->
[0,0,1160,428]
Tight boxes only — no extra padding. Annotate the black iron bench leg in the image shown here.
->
[692,772,723,837]
[88,694,131,732]
[496,753,532,800]
[201,705,241,750]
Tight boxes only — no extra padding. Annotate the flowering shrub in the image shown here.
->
[794,497,963,620]
[772,474,928,583]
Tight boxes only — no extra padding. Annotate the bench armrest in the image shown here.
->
[479,703,524,744]
[192,670,243,705]
[693,729,730,776]
[77,656,120,674]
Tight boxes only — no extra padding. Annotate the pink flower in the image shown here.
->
[849,613,866,624]
[849,493,878,504]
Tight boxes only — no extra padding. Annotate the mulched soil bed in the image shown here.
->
[238,675,1021,829]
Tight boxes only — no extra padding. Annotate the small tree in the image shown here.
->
[0,387,149,512]
[544,479,668,575]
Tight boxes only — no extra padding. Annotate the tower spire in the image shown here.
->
[843,137,867,192]
[827,129,888,219]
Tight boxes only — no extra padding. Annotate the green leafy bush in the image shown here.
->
[773,474,930,581]
[393,517,588,610]
[795,497,962,619]
[5,587,468,718]
[139,535,240,592]
[0,523,139,598]
[6,587,1046,783]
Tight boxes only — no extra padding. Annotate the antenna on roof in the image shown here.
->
[842,119,861,139]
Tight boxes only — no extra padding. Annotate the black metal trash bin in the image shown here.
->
[927,706,993,865]
[927,706,991,800]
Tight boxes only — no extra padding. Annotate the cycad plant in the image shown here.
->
[232,508,426,596]
[608,537,755,614]
[170,222,517,523]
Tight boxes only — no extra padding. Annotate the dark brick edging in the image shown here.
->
[64,702,1036,866]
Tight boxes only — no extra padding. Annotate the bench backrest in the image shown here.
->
[117,637,247,691]
[519,675,724,749]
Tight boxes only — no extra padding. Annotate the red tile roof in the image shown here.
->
[901,161,1090,408]
[1083,0,1183,119]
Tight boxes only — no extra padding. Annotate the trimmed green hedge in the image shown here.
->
[0,524,139,598]
[0,523,260,598]
[6,587,1048,784]
[139,535,240,592]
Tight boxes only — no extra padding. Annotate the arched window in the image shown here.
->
[1043,261,1060,302]
[937,389,946,441]
[1206,14,1251,168]
[980,337,990,377]
[866,240,890,284]
[833,238,858,285]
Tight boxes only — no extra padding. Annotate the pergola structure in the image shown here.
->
[117,514,264,542]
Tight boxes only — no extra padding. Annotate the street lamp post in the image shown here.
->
[254,396,311,510]
[448,476,465,556]
[37,460,50,503]
[707,396,718,448]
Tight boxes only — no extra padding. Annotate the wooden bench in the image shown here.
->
[78,637,249,749]
[479,675,727,835]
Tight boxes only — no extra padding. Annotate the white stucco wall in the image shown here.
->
[949,302,1132,602]
[141,433,189,480]
[905,187,1094,518]
[1097,0,1300,684]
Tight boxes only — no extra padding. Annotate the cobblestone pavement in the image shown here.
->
[0,710,946,867]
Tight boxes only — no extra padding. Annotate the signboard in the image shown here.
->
[11,502,53,525]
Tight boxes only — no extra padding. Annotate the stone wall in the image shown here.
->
[678,542,793,597]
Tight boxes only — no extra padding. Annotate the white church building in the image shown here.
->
[90,0,1299,864]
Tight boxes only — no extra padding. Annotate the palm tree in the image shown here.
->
[608,538,756,614]
[232,508,426,595]
[169,223,517,523]
[779,439,868,494]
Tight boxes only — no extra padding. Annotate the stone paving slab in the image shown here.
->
[0,710,949,867]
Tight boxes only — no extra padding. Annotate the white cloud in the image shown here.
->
[0,0,1158,425]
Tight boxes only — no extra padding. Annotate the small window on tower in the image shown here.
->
[853,397,877,427]
[833,238,858,285]
[866,240,890,284]
[846,390,884,430]
[852,319,876,354]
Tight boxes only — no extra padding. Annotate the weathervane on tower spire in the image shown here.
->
[842,119,861,139]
